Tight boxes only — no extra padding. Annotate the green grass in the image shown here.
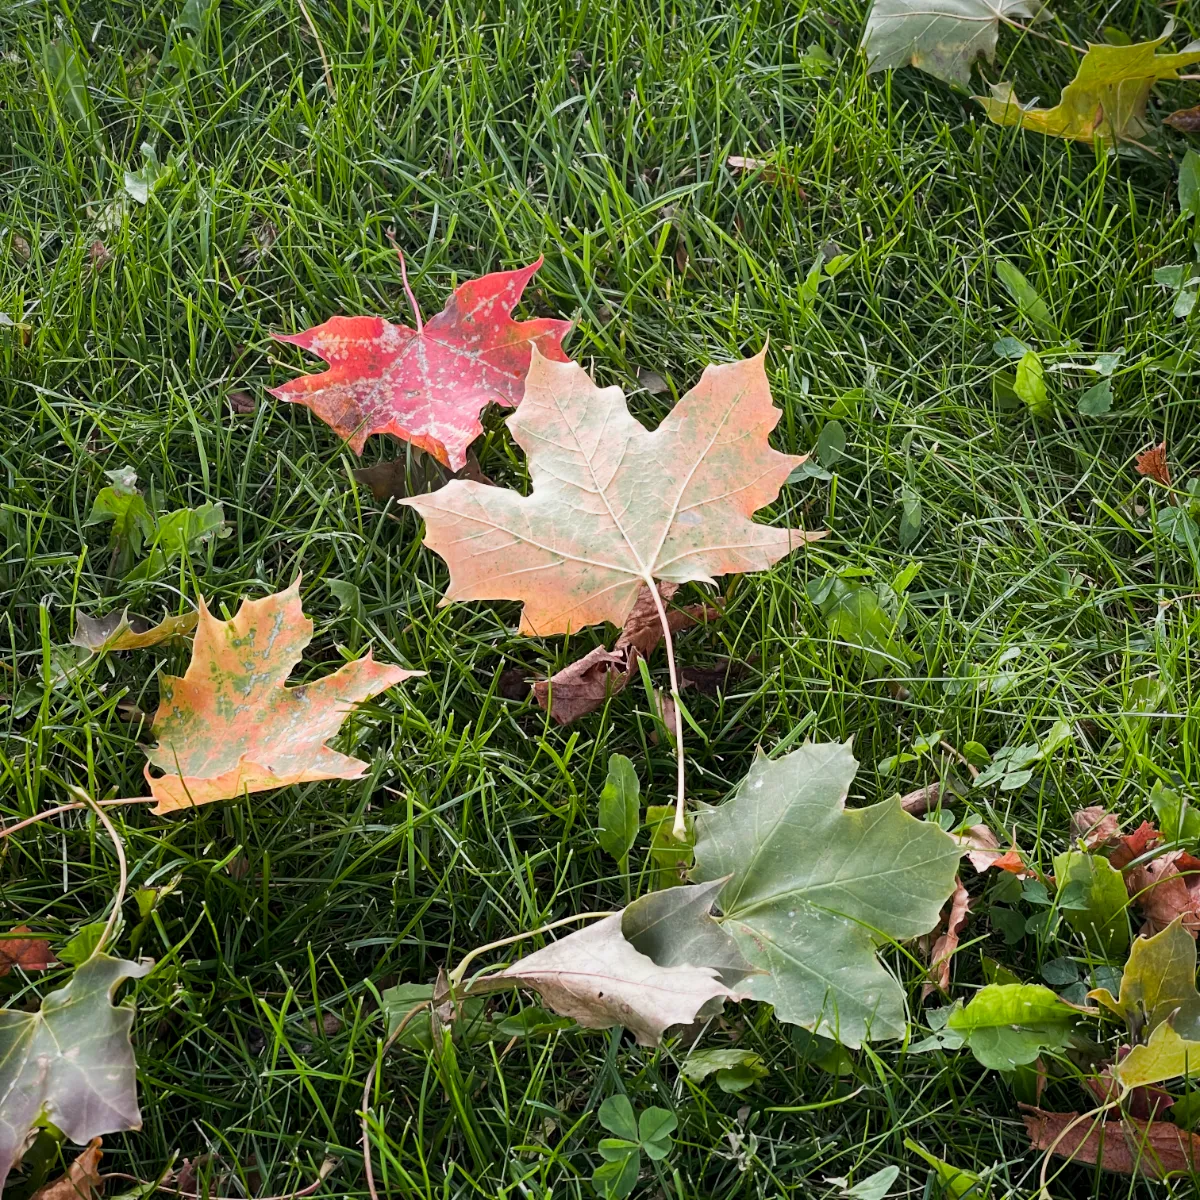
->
[4,0,1200,1194]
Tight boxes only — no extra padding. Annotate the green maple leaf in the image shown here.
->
[862,0,1049,88]
[0,954,150,1190]
[691,743,960,1046]
[977,31,1200,148]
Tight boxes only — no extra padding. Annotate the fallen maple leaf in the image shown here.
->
[1021,1104,1200,1177]
[1110,820,1161,870]
[270,256,571,470]
[977,33,1200,149]
[1126,850,1200,936]
[72,608,197,652]
[1071,805,1121,850]
[143,579,418,813]
[405,347,820,636]
[862,0,1049,87]
[921,876,971,998]
[0,926,54,976]
[30,1138,103,1200]
[1136,441,1172,486]
[533,583,717,724]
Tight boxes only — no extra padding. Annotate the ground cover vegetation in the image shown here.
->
[5,0,1200,1195]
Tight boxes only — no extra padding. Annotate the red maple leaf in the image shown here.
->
[269,253,571,470]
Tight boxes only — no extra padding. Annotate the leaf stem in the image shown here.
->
[448,910,616,990]
[67,787,129,957]
[644,580,688,839]
[387,230,423,332]
[0,796,155,840]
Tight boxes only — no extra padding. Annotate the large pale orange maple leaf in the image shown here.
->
[403,347,822,636]
[143,579,418,813]
[269,258,571,470]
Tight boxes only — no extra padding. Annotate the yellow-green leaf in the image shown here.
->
[976,32,1200,148]
[1053,850,1130,958]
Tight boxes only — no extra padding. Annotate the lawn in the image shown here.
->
[3,0,1200,1195]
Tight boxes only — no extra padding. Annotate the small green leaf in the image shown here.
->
[644,804,693,889]
[843,1166,900,1200]
[1014,350,1050,417]
[58,922,108,967]
[1052,851,1130,958]
[128,501,228,579]
[899,485,921,548]
[904,1139,987,1198]
[637,1106,676,1157]
[1077,378,1112,415]
[995,260,1054,333]
[598,754,639,863]
[591,1147,638,1199]
[811,577,911,670]
[1150,780,1200,844]
[86,467,154,574]
[1039,957,1079,987]
[992,336,1028,359]
[945,983,1079,1070]
[597,1095,638,1142]
[41,39,99,143]
[327,579,360,611]
[679,1047,769,1092]
[816,420,846,467]
[1156,506,1200,549]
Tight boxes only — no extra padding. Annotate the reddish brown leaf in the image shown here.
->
[532,583,716,724]
[0,926,53,976]
[955,824,1002,872]
[227,389,256,414]
[88,241,111,272]
[143,579,419,813]
[31,1138,103,1200]
[406,348,822,636]
[1085,1047,1174,1121]
[1021,1105,1200,1177]
[1166,105,1200,132]
[270,258,571,470]
[1135,442,1172,486]
[900,783,940,816]
[1111,821,1161,870]
[993,849,1027,874]
[1127,851,1200,936]
[921,875,971,998]
[680,659,747,695]
[1071,806,1121,849]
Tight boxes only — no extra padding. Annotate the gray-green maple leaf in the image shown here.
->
[0,955,150,1190]
[691,743,960,1046]
[862,0,1049,87]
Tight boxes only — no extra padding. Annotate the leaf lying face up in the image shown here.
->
[977,32,1200,148]
[405,347,821,636]
[691,742,960,1046]
[271,258,571,470]
[0,955,150,1191]
[144,579,418,813]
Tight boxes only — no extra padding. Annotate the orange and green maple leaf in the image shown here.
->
[144,579,418,813]
[404,347,823,636]
[269,258,571,470]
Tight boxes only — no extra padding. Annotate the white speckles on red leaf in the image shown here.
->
[269,258,571,470]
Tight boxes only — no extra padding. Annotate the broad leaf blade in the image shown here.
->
[945,983,1078,1069]
[862,0,1048,87]
[271,260,571,470]
[692,743,960,1046]
[144,579,418,812]
[0,955,150,1190]
[977,33,1200,147]
[1052,851,1130,958]
[471,912,731,1046]
[598,754,640,862]
[72,608,198,652]
[405,349,822,636]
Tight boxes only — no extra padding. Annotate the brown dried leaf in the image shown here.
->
[1126,851,1200,936]
[1111,820,1161,870]
[680,659,747,695]
[0,926,54,976]
[921,876,970,998]
[900,783,940,816]
[955,824,1001,872]
[31,1138,103,1200]
[11,234,31,263]
[88,241,111,272]
[227,389,256,414]
[406,349,820,636]
[1021,1105,1200,1177]
[1072,806,1121,850]
[353,448,491,503]
[1136,442,1172,486]
[1166,105,1200,133]
[532,583,716,724]
[726,155,803,193]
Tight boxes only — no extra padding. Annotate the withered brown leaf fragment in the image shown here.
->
[1021,1105,1200,1177]
[1126,850,1200,937]
[1110,821,1161,870]
[353,448,491,504]
[1166,105,1200,132]
[1135,442,1172,486]
[0,926,54,976]
[533,583,717,725]
[921,875,970,998]
[30,1138,103,1200]
[1071,806,1121,850]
